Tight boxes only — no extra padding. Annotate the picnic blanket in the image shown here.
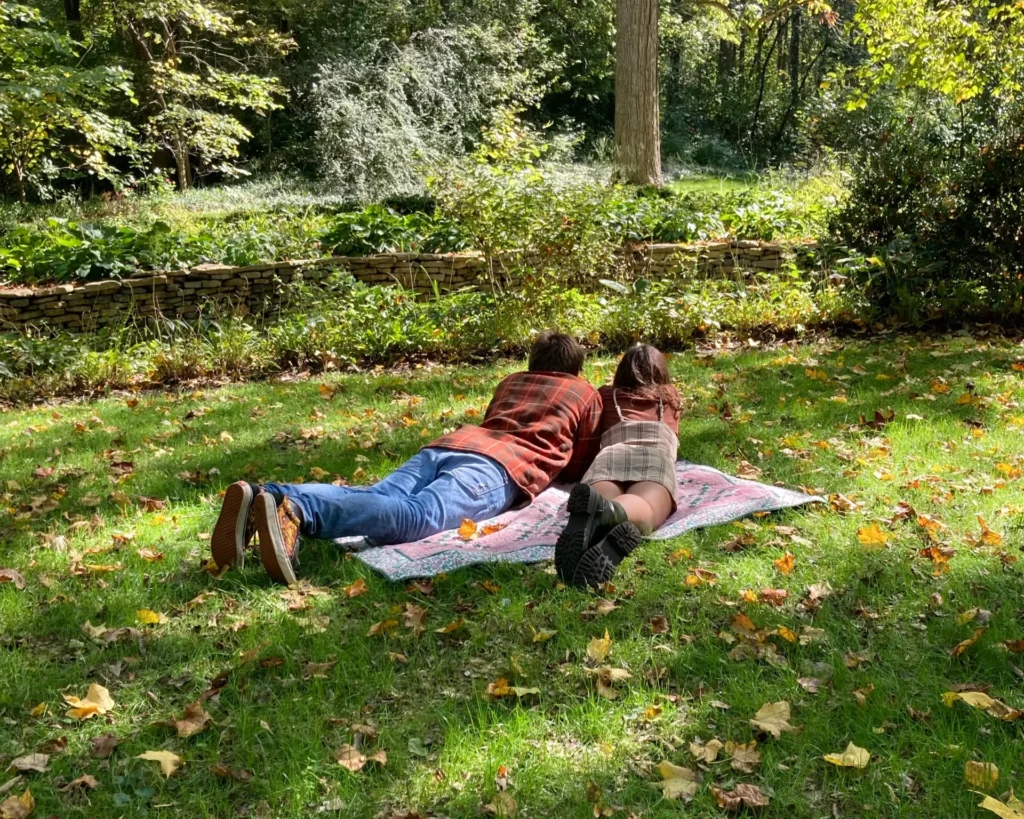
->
[335,460,823,581]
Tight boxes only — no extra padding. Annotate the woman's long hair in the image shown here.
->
[612,344,681,411]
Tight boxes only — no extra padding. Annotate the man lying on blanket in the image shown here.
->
[209,332,603,584]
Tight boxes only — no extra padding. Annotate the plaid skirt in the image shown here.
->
[582,420,679,508]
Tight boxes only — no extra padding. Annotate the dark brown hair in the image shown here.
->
[612,343,681,410]
[528,331,584,376]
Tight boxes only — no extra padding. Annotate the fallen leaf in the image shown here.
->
[136,750,181,778]
[136,548,164,562]
[303,660,338,680]
[334,744,386,773]
[0,569,26,590]
[966,761,1000,790]
[211,764,252,781]
[586,666,631,700]
[367,619,399,637]
[136,609,168,626]
[90,734,119,758]
[587,630,612,663]
[852,683,875,707]
[689,737,724,763]
[798,677,822,694]
[1004,640,1024,653]
[977,792,1024,819]
[0,790,34,819]
[760,588,789,606]
[435,619,465,635]
[774,551,795,575]
[171,701,212,738]
[483,791,518,817]
[726,740,762,772]
[750,701,797,738]
[776,626,798,643]
[944,691,1021,721]
[457,519,478,540]
[712,783,770,810]
[951,628,986,658]
[342,578,369,598]
[63,684,115,720]
[59,774,99,792]
[823,742,870,768]
[650,616,670,634]
[530,626,557,643]
[656,760,700,801]
[857,523,889,547]
[403,603,428,635]
[7,755,47,774]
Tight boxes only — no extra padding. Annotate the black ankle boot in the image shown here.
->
[571,522,642,589]
[554,485,628,583]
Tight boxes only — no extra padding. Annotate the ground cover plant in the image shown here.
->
[2,333,1023,817]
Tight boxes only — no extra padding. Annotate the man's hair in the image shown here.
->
[528,331,585,376]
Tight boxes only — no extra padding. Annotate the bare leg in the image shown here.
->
[588,480,674,535]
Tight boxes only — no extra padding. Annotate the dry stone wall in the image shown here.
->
[0,240,810,335]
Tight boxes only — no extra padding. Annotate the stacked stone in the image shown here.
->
[0,240,812,336]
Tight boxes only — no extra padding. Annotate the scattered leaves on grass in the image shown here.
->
[650,616,670,634]
[823,743,870,768]
[587,631,612,663]
[656,761,700,801]
[63,684,115,720]
[435,619,465,635]
[403,603,428,635]
[303,660,338,680]
[750,701,798,738]
[136,548,164,562]
[136,750,181,778]
[965,761,1000,790]
[90,734,118,758]
[367,619,399,638]
[711,783,770,810]
[529,626,557,643]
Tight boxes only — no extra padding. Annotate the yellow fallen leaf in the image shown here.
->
[726,740,762,773]
[944,691,1021,721]
[137,750,181,778]
[823,742,870,768]
[776,626,798,643]
[29,703,46,717]
[457,519,478,540]
[978,516,1003,546]
[750,701,797,738]
[857,523,889,547]
[530,626,557,643]
[136,609,168,625]
[0,789,34,819]
[951,628,986,658]
[689,737,724,763]
[587,630,612,663]
[656,760,700,801]
[342,578,369,598]
[774,551,795,575]
[977,792,1024,819]
[63,684,115,720]
[966,761,999,790]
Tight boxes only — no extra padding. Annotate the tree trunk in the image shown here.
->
[63,0,83,43]
[13,162,26,203]
[789,8,801,111]
[173,139,193,191]
[614,0,661,186]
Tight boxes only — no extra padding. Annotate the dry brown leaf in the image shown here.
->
[367,619,399,637]
[585,667,631,700]
[689,737,724,763]
[303,660,338,680]
[0,570,26,590]
[774,551,795,575]
[59,774,99,792]
[342,578,369,598]
[650,616,670,634]
[712,783,770,810]
[726,740,761,773]
[403,603,428,635]
[172,702,212,738]
[90,734,119,758]
[749,701,797,738]
[7,755,47,774]
[482,791,518,817]
[951,628,986,658]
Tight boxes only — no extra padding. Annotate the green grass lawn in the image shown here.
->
[2,334,1023,818]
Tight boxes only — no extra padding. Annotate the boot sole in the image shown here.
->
[571,523,642,589]
[211,482,253,570]
[555,484,602,582]
[255,493,298,585]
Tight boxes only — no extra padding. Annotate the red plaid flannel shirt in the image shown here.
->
[429,371,603,498]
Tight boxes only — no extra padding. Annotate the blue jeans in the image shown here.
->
[263,448,519,545]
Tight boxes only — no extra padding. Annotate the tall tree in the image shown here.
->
[614,0,662,185]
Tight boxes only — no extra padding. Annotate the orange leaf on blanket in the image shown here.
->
[457,519,478,540]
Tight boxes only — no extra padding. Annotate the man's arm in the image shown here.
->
[558,390,604,482]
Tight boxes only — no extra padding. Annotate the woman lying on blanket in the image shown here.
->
[555,343,681,588]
